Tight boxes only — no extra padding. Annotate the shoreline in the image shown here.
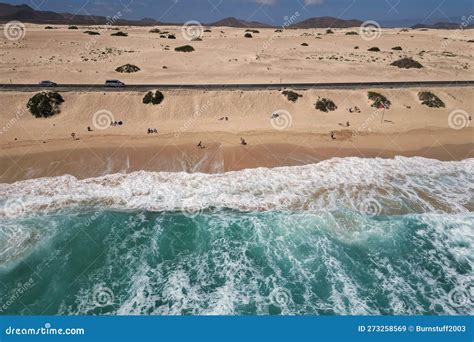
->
[1,130,472,183]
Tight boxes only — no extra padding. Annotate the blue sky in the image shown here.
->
[4,0,473,26]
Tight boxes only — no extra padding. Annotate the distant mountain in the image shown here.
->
[207,17,272,28]
[289,16,363,29]
[411,21,474,29]
[0,3,161,26]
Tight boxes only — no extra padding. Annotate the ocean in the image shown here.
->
[0,157,472,315]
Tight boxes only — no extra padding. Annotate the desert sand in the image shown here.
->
[0,24,473,84]
[0,24,472,182]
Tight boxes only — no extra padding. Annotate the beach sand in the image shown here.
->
[0,25,472,182]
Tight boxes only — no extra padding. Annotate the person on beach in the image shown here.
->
[87,126,93,132]
[71,133,76,140]
[197,141,205,149]
[240,138,247,146]
[331,131,336,140]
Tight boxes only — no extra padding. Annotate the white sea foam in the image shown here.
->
[0,157,472,218]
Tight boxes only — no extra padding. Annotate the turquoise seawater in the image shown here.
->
[0,157,473,315]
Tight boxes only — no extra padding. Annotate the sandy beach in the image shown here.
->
[0,25,473,182]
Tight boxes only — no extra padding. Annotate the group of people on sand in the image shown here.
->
[218,117,229,121]
[197,138,248,149]
[147,128,158,134]
[110,121,123,126]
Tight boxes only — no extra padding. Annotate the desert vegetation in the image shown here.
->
[84,30,100,36]
[345,31,358,35]
[326,29,334,34]
[368,92,391,109]
[111,31,128,37]
[282,90,302,102]
[68,26,78,30]
[27,92,64,118]
[175,45,195,52]
[391,57,423,69]
[418,91,445,108]
[149,28,161,33]
[368,47,381,52]
[115,64,140,73]
[315,98,337,112]
[391,46,403,51]
[244,33,253,38]
[143,91,164,105]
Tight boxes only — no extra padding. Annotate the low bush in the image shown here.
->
[315,98,337,112]
[143,90,164,105]
[84,30,100,35]
[68,26,78,30]
[368,47,380,52]
[149,28,161,33]
[175,45,195,52]
[326,29,334,34]
[115,64,140,73]
[391,46,403,50]
[390,57,423,69]
[282,90,302,102]
[168,34,176,39]
[27,92,64,118]
[111,31,128,37]
[244,33,253,38]
[45,26,54,29]
[245,29,260,34]
[418,91,445,108]
[346,31,358,35]
[301,43,309,46]
[368,92,391,109]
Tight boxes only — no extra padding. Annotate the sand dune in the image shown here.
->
[0,24,473,84]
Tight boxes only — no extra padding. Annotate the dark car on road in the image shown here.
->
[105,80,125,88]
[39,80,57,87]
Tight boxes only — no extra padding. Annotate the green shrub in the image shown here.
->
[168,34,176,39]
[245,29,260,34]
[149,28,161,33]
[27,92,64,118]
[368,92,391,109]
[84,30,100,35]
[45,26,54,30]
[143,91,164,105]
[391,46,403,50]
[390,57,423,69]
[282,90,302,102]
[345,31,358,35]
[418,91,445,108]
[301,43,309,46]
[315,98,337,112]
[175,45,195,52]
[244,33,253,38]
[368,47,380,52]
[111,31,128,37]
[115,64,140,73]
[68,26,78,30]
[326,29,334,34]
